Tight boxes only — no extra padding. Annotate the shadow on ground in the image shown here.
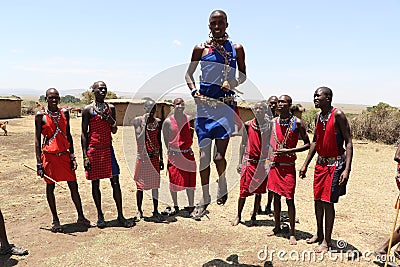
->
[203,254,272,267]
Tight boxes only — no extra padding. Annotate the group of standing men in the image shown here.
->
[1,9,355,257]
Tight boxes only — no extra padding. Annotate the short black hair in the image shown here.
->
[317,86,333,99]
[210,10,228,22]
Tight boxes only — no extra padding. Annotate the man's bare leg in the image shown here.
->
[266,190,274,216]
[232,198,246,226]
[135,190,144,221]
[307,200,324,244]
[0,210,28,255]
[91,180,105,228]
[376,226,400,255]
[0,210,10,248]
[252,194,262,221]
[67,181,90,225]
[199,143,212,209]
[268,193,282,236]
[46,183,61,232]
[314,202,334,252]
[152,188,164,221]
[215,138,229,205]
[186,189,195,208]
[287,198,297,245]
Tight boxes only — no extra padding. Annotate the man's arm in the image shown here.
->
[276,118,310,155]
[109,104,117,134]
[395,144,400,163]
[299,114,319,178]
[157,118,164,170]
[162,118,171,151]
[63,109,77,170]
[233,43,247,87]
[336,109,353,185]
[237,123,249,173]
[81,105,91,170]
[34,111,44,177]
[185,45,203,91]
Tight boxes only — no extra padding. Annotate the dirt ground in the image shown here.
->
[0,115,399,267]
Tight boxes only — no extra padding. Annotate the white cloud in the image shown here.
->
[172,39,182,46]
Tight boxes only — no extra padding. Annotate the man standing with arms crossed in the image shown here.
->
[299,87,353,252]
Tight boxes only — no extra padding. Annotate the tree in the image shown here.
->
[81,90,119,104]
[61,95,81,104]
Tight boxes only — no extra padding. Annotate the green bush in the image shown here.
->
[350,102,400,145]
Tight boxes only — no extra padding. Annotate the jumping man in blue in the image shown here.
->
[185,10,246,218]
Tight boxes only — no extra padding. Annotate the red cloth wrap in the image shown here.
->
[267,117,299,198]
[239,120,269,198]
[41,110,76,184]
[313,107,347,203]
[134,118,161,190]
[85,106,114,180]
[167,115,196,192]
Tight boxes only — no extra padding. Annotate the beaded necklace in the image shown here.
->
[205,34,232,87]
[273,115,295,149]
[251,119,268,132]
[146,118,158,131]
[319,107,333,130]
[44,108,64,145]
[93,101,107,113]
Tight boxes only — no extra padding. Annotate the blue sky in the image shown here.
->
[0,0,399,106]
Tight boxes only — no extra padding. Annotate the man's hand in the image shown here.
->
[299,166,307,179]
[274,148,290,157]
[236,164,242,174]
[71,158,78,171]
[84,157,91,171]
[160,159,164,170]
[221,80,231,92]
[396,163,400,190]
[339,169,350,185]
[37,168,45,178]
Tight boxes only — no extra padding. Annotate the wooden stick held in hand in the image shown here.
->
[22,164,67,190]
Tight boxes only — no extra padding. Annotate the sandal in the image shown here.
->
[0,244,29,256]
[152,211,166,222]
[51,221,63,233]
[134,212,143,222]
[216,194,228,206]
[96,217,106,229]
[117,216,134,228]
[161,207,172,216]
[192,204,209,221]
[76,217,94,228]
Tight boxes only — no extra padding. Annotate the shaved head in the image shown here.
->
[317,86,333,100]
[46,88,59,97]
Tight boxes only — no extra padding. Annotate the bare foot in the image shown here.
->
[267,227,281,237]
[306,234,321,244]
[314,244,329,253]
[231,216,240,226]
[289,235,297,245]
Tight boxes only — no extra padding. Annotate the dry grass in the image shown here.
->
[0,116,399,266]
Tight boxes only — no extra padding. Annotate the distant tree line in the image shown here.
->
[38,90,119,106]
[302,102,400,145]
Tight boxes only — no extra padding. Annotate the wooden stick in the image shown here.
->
[385,194,400,267]
[22,164,67,190]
